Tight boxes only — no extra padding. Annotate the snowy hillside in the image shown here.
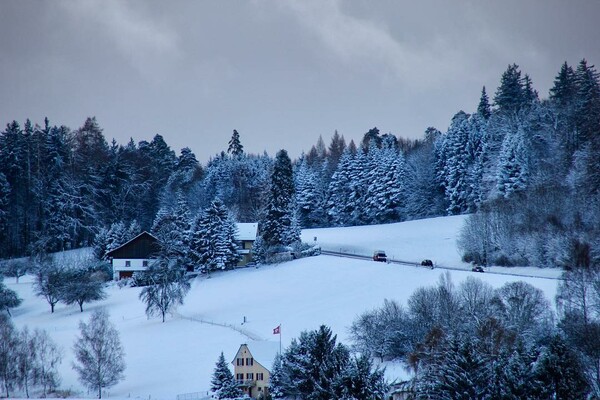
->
[7,216,562,399]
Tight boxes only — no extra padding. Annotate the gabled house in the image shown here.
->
[235,223,258,266]
[232,341,279,399]
[107,223,258,280]
[106,231,160,280]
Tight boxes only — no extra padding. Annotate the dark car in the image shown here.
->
[472,265,485,273]
[421,259,433,268]
[373,250,387,262]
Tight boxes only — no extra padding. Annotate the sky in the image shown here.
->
[1,0,599,163]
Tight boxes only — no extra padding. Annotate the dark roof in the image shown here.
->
[106,231,161,259]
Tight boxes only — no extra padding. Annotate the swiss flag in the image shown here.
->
[273,325,281,335]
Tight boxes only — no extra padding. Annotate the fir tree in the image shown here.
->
[0,277,22,317]
[496,125,529,198]
[262,150,298,247]
[211,352,242,399]
[227,130,244,157]
[494,63,525,113]
[189,199,240,272]
[477,86,491,119]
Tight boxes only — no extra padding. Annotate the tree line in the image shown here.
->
[1,58,598,270]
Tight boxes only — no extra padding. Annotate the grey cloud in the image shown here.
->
[0,0,599,162]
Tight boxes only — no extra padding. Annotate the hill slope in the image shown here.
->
[8,216,561,399]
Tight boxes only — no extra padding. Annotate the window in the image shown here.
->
[237,358,244,366]
[246,373,254,380]
[257,373,264,381]
[143,260,148,267]
[125,261,131,267]
[246,357,253,366]
[236,373,244,381]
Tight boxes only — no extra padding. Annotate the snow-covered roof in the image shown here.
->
[235,223,258,241]
[240,341,280,371]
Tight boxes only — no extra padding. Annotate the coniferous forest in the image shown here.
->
[0,59,598,272]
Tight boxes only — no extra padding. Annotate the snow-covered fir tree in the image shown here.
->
[211,352,243,400]
[262,150,299,247]
[188,198,240,273]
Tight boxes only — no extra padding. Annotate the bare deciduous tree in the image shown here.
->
[73,309,125,399]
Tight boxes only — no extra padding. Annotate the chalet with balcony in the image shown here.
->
[106,231,160,280]
[232,341,279,399]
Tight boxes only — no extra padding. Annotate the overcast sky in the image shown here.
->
[1,1,599,162]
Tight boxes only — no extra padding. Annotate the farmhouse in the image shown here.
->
[106,231,160,280]
[107,223,259,280]
[232,341,279,399]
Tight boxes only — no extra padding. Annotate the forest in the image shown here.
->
[0,59,598,272]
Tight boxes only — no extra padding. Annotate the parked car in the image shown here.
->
[472,265,485,273]
[421,259,433,268]
[373,250,387,262]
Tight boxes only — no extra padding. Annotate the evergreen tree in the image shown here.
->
[494,63,525,113]
[189,199,240,272]
[295,158,327,228]
[573,59,600,147]
[0,173,9,256]
[211,352,243,399]
[550,61,577,106]
[327,149,355,225]
[271,325,350,400]
[334,354,388,400]
[227,130,244,157]
[534,335,589,399]
[496,125,529,198]
[477,86,491,119]
[366,146,407,223]
[439,111,472,214]
[262,150,299,247]
[0,276,22,316]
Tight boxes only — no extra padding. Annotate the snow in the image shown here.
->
[7,215,562,399]
[235,223,258,241]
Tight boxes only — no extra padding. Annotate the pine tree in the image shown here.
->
[227,130,244,157]
[211,352,243,399]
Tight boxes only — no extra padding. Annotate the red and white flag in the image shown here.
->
[273,325,281,335]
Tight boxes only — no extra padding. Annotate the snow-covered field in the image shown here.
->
[8,216,562,399]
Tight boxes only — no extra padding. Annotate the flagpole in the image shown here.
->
[279,323,282,355]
